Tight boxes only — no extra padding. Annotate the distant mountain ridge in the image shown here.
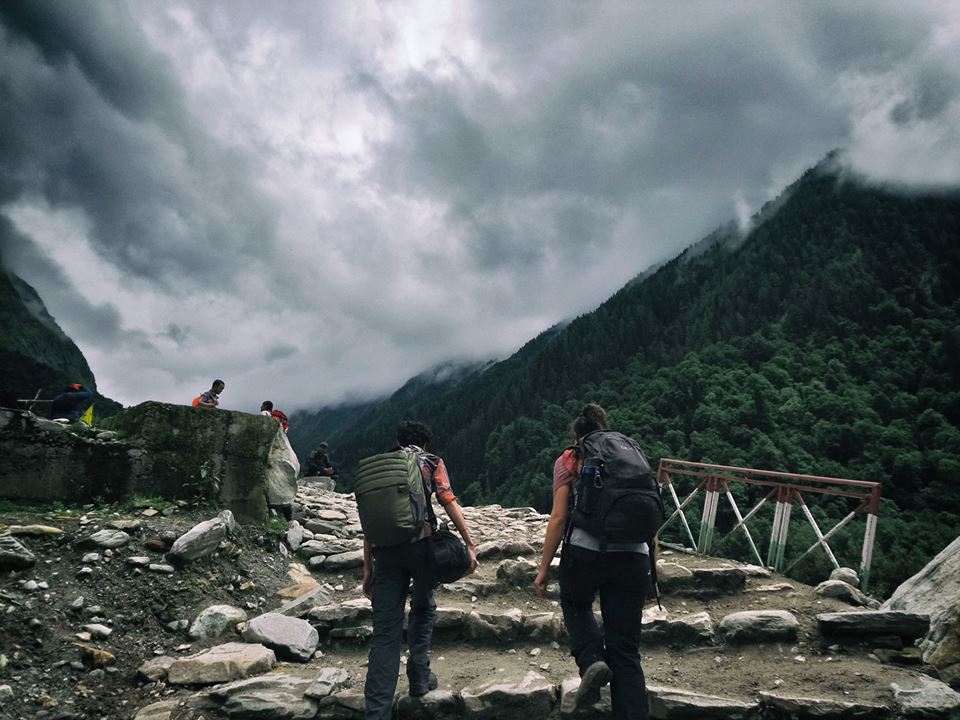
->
[0,266,120,415]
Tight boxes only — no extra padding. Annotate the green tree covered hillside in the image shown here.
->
[292,158,960,595]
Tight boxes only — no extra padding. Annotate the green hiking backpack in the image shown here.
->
[354,446,431,546]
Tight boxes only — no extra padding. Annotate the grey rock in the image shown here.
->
[759,691,890,719]
[476,541,504,559]
[189,672,317,720]
[189,604,247,640]
[168,513,232,562]
[884,535,960,683]
[81,552,101,564]
[643,611,715,646]
[84,529,131,549]
[397,689,463,720]
[830,566,860,588]
[298,540,350,558]
[434,607,467,633]
[304,667,352,699]
[276,585,335,617]
[718,610,799,643]
[266,429,300,506]
[167,642,277,685]
[656,562,694,592]
[137,655,175,682]
[241,612,319,662]
[286,521,304,550]
[647,684,758,719]
[304,519,341,535]
[815,580,880,608]
[465,608,524,643]
[126,556,151,567]
[82,623,112,638]
[0,684,13,701]
[132,700,178,720]
[496,558,538,586]
[323,549,365,571]
[817,610,930,641]
[559,676,610,719]
[107,519,142,531]
[148,563,175,574]
[0,535,36,571]
[328,625,373,640]
[462,671,555,720]
[316,688,365,719]
[686,567,747,597]
[522,612,565,642]
[891,675,960,719]
[307,603,374,634]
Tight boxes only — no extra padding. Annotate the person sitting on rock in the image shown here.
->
[192,379,224,409]
[259,400,289,432]
[304,442,335,477]
[49,383,93,422]
[362,420,478,719]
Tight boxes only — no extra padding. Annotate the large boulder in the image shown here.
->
[166,642,276,685]
[0,402,298,522]
[168,511,235,563]
[265,429,300,507]
[0,535,36,571]
[241,612,319,662]
[883,535,960,687]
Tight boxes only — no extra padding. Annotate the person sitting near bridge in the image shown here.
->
[49,383,93,422]
[304,442,336,477]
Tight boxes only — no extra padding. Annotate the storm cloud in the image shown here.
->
[1,1,958,411]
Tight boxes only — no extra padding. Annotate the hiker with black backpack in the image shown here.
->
[356,420,478,720]
[534,403,663,720]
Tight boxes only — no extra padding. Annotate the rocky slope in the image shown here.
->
[0,268,120,417]
[1,485,959,720]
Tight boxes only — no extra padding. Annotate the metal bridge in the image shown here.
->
[656,458,882,590]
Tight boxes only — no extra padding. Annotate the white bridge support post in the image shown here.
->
[698,479,720,554]
[860,512,878,591]
[768,488,792,571]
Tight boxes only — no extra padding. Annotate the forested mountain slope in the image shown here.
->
[292,157,960,595]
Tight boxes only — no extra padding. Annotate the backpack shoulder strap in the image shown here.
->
[405,446,439,530]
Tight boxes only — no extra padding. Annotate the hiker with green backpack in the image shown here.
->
[534,403,663,720]
[355,420,478,719]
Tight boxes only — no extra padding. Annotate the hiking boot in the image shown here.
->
[575,660,612,709]
[409,671,439,698]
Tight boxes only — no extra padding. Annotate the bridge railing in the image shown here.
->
[656,459,882,590]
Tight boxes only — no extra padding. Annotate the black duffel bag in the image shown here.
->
[429,524,470,585]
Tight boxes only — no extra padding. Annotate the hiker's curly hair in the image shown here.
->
[572,403,609,440]
[397,420,431,448]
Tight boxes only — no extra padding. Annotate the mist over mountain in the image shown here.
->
[290,156,960,595]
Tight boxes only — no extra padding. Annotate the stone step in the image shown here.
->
[132,662,960,720]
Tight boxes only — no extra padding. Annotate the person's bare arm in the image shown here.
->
[534,483,570,597]
[362,538,374,598]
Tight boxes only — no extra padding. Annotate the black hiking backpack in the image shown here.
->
[568,430,664,549]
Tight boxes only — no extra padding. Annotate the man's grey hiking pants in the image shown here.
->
[364,538,436,720]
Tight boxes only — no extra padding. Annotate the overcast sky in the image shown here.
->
[1,2,958,411]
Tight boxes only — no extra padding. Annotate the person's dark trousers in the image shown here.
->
[559,544,650,720]
[363,539,436,720]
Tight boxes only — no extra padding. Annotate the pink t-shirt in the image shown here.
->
[552,448,578,493]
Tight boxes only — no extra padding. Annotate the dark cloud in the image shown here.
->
[1,1,956,410]
[0,4,277,292]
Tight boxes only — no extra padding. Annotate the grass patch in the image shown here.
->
[264,515,289,536]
